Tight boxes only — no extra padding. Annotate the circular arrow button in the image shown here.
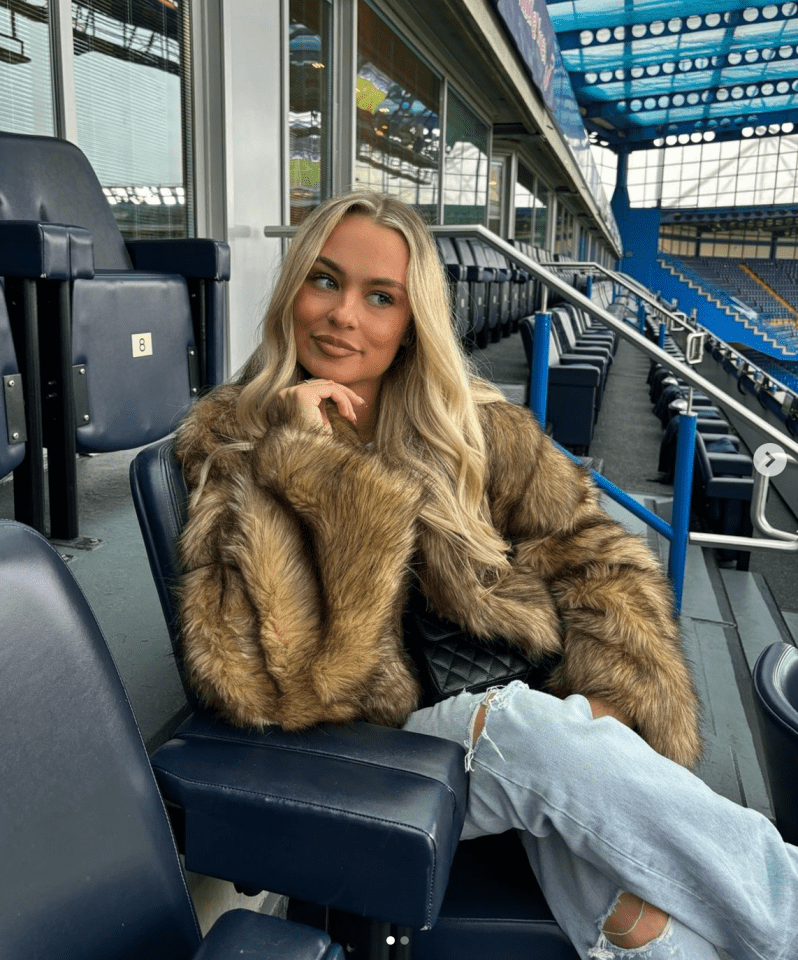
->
[753,443,788,478]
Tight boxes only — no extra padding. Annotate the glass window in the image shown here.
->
[289,0,332,224]
[72,0,190,239]
[513,178,534,244]
[533,176,549,248]
[0,2,53,135]
[443,90,489,225]
[488,157,505,234]
[514,163,548,248]
[355,0,440,220]
[555,206,574,256]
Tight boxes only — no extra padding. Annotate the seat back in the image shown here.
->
[71,273,197,453]
[130,437,197,703]
[753,642,798,844]
[0,131,131,270]
[0,283,25,479]
[0,520,201,960]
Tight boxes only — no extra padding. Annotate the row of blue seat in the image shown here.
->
[436,237,545,347]
[519,295,619,454]
[0,131,230,540]
[648,322,754,569]
[708,339,798,436]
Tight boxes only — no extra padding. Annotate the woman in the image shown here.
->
[177,191,797,960]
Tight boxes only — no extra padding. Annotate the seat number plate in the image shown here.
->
[132,333,153,357]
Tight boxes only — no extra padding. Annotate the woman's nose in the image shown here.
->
[328,289,357,327]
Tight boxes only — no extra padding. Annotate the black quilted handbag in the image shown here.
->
[402,578,561,708]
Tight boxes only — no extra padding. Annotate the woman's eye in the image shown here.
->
[309,272,337,290]
[369,291,394,307]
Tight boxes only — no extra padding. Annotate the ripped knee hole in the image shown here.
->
[602,892,670,949]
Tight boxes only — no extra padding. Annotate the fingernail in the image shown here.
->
[358,396,367,405]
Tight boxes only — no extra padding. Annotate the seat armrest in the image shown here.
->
[548,363,600,387]
[126,239,231,280]
[0,220,94,279]
[696,418,731,434]
[705,476,754,499]
[706,452,753,477]
[194,910,343,960]
[561,346,610,362]
[152,712,468,930]
[557,355,605,374]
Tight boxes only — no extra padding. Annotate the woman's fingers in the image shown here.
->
[280,379,367,431]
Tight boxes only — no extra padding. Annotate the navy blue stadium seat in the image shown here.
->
[550,309,610,406]
[520,316,599,453]
[691,431,753,569]
[753,642,798,845]
[551,307,613,365]
[436,237,472,344]
[453,238,496,347]
[0,131,230,539]
[470,240,509,342]
[565,304,617,354]
[0,519,344,960]
[130,438,579,958]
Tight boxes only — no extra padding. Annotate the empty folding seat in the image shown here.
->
[451,238,492,348]
[0,131,230,538]
[551,307,613,364]
[469,241,509,341]
[566,304,617,353]
[520,316,600,453]
[436,237,472,344]
[483,245,526,333]
[691,431,754,569]
[550,309,610,407]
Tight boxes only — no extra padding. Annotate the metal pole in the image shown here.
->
[668,413,698,614]
[529,312,551,428]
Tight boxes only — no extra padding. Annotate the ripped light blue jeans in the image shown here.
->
[402,681,798,960]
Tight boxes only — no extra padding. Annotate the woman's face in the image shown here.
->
[293,214,412,401]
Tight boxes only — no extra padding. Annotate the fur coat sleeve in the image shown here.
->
[176,386,424,731]
[478,400,702,768]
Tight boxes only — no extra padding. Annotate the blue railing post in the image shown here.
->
[529,312,551,428]
[638,301,646,334]
[585,275,593,299]
[658,322,667,350]
[667,412,698,614]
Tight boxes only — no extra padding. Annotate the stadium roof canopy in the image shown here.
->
[545,0,798,151]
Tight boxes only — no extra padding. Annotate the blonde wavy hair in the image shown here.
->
[236,190,510,573]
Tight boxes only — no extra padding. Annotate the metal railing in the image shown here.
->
[263,223,798,611]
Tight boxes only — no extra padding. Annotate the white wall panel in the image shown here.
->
[222,0,285,375]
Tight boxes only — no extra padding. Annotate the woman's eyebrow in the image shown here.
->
[315,255,407,292]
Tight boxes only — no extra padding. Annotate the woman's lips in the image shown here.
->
[313,335,359,356]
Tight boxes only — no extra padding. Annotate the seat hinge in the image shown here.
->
[187,346,200,397]
[3,373,27,444]
[73,364,90,425]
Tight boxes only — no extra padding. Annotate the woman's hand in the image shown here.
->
[278,378,367,433]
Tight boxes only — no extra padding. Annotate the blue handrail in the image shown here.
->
[527,311,696,614]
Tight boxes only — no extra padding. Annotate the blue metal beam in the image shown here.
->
[547,0,794,32]
[555,8,798,51]
[585,102,798,145]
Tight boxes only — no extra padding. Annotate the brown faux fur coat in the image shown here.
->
[177,384,702,768]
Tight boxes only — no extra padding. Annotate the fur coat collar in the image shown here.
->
[177,384,702,767]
